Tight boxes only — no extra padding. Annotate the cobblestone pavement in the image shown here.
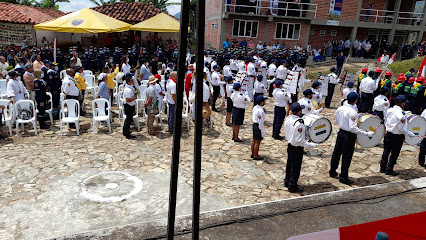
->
[1,83,425,239]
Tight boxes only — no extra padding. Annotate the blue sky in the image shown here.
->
[57,1,181,16]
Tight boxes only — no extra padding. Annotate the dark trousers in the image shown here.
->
[284,144,304,190]
[359,92,374,113]
[109,89,114,106]
[65,95,78,100]
[273,106,286,137]
[381,132,405,172]
[52,91,60,109]
[123,104,135,136]
[168,103,175,133]
[212,86,220,110]
[372,110,384,121]
[330,129,356,179]
[269,82,274,97]
[291,92,298,104]
[37,104,46,125]
[325,83,336,108]
[419,138,426,166]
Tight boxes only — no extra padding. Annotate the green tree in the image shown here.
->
[37,0,70,9]
[138,0,181,13]
[88,0,117,7]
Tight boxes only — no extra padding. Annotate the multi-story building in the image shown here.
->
[205,0,426,50]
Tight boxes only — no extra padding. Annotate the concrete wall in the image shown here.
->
[35,30,82,47]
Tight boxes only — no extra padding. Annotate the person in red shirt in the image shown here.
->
[185,65,195,99]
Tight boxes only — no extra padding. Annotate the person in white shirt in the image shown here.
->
[284,102,317,193]
[298,89,323,115]
[419,108,426,167]
[253,75,267,105]
[246,58,256,101]
[230,56,239,74]
[272,80,291,140]
[210,57,218,72]
[204,62,212,85]
[325,67,338,108]
[7,71,27,103]
[0,56,9,79]
[276,60,288,81]
[256,41,264,50]
[380,95,416,175]
[311,81,323,105]
[122,75,138,139]
[153,74,165,113]
[358,71,378,113]
[231,83,250,142]
[372,87,390,121]
[225,76,234,126]
[251,95,267,160]
[238,58,246,73]
[223,60,232,78]
[203,52,211,66]
[341,81,355,105]
[167,72,178,133]
[330,92,374,185]
[63,68,79,99]
[267,59,277,97]
[211,65,226,111]
[379,51,390,64]
[259,58,268,86]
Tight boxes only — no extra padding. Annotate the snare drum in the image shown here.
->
[357,114,385,148]
[405,114,426,145]
[302,114,332,143]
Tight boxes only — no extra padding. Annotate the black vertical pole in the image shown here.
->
[166,0,191,239]
[193,0,206,239]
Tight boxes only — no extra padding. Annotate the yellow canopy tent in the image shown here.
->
[34,8,131,33]
[130,13,183,32]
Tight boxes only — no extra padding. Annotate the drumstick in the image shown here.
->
[373,124,382,132]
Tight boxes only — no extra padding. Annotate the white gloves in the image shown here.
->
[366,131,375,137]
[407,131,416,137]
[307,142,317,148]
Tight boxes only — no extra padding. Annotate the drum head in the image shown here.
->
[406,115,426,145]
[306,117,332,143]
[357,115,384,148]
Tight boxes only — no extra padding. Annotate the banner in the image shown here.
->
[0,22,34,46]
[327,0,343,26]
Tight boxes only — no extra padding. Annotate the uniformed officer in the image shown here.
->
[403,76,417,112]
[56,49,65,71]
[272,80,291,140]
[342,81,355,105]
[246,58,257,101]
[311,81,323,105]
[122,74,137,139]
[357,68,368,93]
[298,51,307,68]
[372,87,390,121]
[380,95,416,175]
[253,75,267,105]
[113,47,122,65]
[46,62,61,110]
[225,76,234,126]
[419,108,426,167]
[358,71,377,113]
[251,95,267,160]
[231,83,250,142]
[267,59,277,97]
[34,75,50,129]
[404,67,416,78]
[97,50,106,72]
[415,77,425,114]
[298,89,323,115]
[325,67,338,108]
[211,65,226,112]
[284,102,317,193]
[330,92,374,185]
[82,50,91,70]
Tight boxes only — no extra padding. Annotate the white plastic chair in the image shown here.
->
[0,99,14,135]
[60,70,66,80]
[14,100,37,136]
[83,70,93,76]
[0,79,7,99]
[60,99,80,135]
[84,75,95,96]
[137,86,147,118]
[45,92,54,125]
[92,99,111,133]
[117,91,124,121]
[122,100,140,131]
[113,80,119,105]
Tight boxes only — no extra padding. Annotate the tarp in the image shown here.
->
[34,8,131,33]
[130,13,181,32]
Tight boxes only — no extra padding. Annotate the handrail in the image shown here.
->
[359,8,395,23]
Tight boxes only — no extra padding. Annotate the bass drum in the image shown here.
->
[405,114,426,145]
[357,114,385,148]
[302,114,332,143]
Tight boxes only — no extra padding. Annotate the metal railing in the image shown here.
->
[397,11,424,25]
[224,0,317,18]
[359,8,395,23]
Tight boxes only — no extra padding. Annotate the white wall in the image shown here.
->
[34,30,82,46]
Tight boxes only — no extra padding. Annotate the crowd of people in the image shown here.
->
[1,40,426,193]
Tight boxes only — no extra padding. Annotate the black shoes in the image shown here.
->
[289,187,304,193]
[329,171,338,178]
[385,171,399,176]
[125,135,136,139]
[339,178,354,185]
[273,135,283,140]
[253,156,264,161]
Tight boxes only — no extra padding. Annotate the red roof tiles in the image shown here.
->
[0,2,64,24]
[91,2,165,24]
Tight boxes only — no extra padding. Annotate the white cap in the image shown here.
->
[98,73,107,81]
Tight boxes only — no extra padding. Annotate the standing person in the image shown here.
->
[358,71,377,113]
[223,60,232,78]
[145,76,159,135]
[336,52,345,76]
[253,75,267,105]
[299,89,323,115]
[167,72,177,134]
[225,76,234,127]
[251,95,267,160]
[325,67,338,108]
[46,62,61,110]
[231,83,249,142]
[246,58,256,101]
[154,74,165,114]
[34,72,50,129]
[276,60,288,82]
[372,87,391,121]
[122,75,137,139]
[284,102,317,193]
[230,55,239,74]
[211,65,226,112]
[342,81,356,105]
[329,92,374,185]
[419,108,426,167]
[311,81,323,105]
[380,95,416,175]
[105,64,119,106]
[272,80,291,140]
[267,59,277,97]
[139,59,151,81]
[32,55,43,71]
[74,66,87,115]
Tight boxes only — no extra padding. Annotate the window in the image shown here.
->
[309,29,314,36]
[331,30,337,36]
[319,30,326,36]
[232,20,259,38]
[211,23,218,29]
[275,23,301,40]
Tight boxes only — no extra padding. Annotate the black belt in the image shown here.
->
[253,123,259,126]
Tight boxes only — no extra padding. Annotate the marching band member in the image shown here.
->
[380,95,416,176]
[298,89,323,115]
[330,92,374,185]
[419,108,426,167]
[325,67,338,108]
[372,87,390,121]
[311,81,323,105]
[211,65,226,112]
[357,68,368,93]
[238,58,246,73]
[246,58,257,101]
[231,83,250,142]
[223,60,232,78]
[358,71,377,113]
[253,75,267,105]
[225,76,234,127]
[272,80,291,140]
[284,102,317,193]
[267,59,277,97]
[251,95,267,160]
[230,55,239,74]
[342,81,355,104]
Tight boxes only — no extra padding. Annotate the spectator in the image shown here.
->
[145,76,159,135]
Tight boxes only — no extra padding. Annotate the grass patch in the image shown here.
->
[388,57,423,74]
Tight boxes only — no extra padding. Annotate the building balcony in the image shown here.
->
[397,11,424,25]
[359,9,395,24]
[224,0,317,19]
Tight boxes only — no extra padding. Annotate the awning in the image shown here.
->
[34,8,131,33]
[130,13,183,32]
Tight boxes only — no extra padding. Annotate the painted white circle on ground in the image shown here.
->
[81,171,142,203]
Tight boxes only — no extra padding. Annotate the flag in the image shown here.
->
[377,54,383,63]
[53,38,57,63]
[388,54,395,64]
[418,56,426,77]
